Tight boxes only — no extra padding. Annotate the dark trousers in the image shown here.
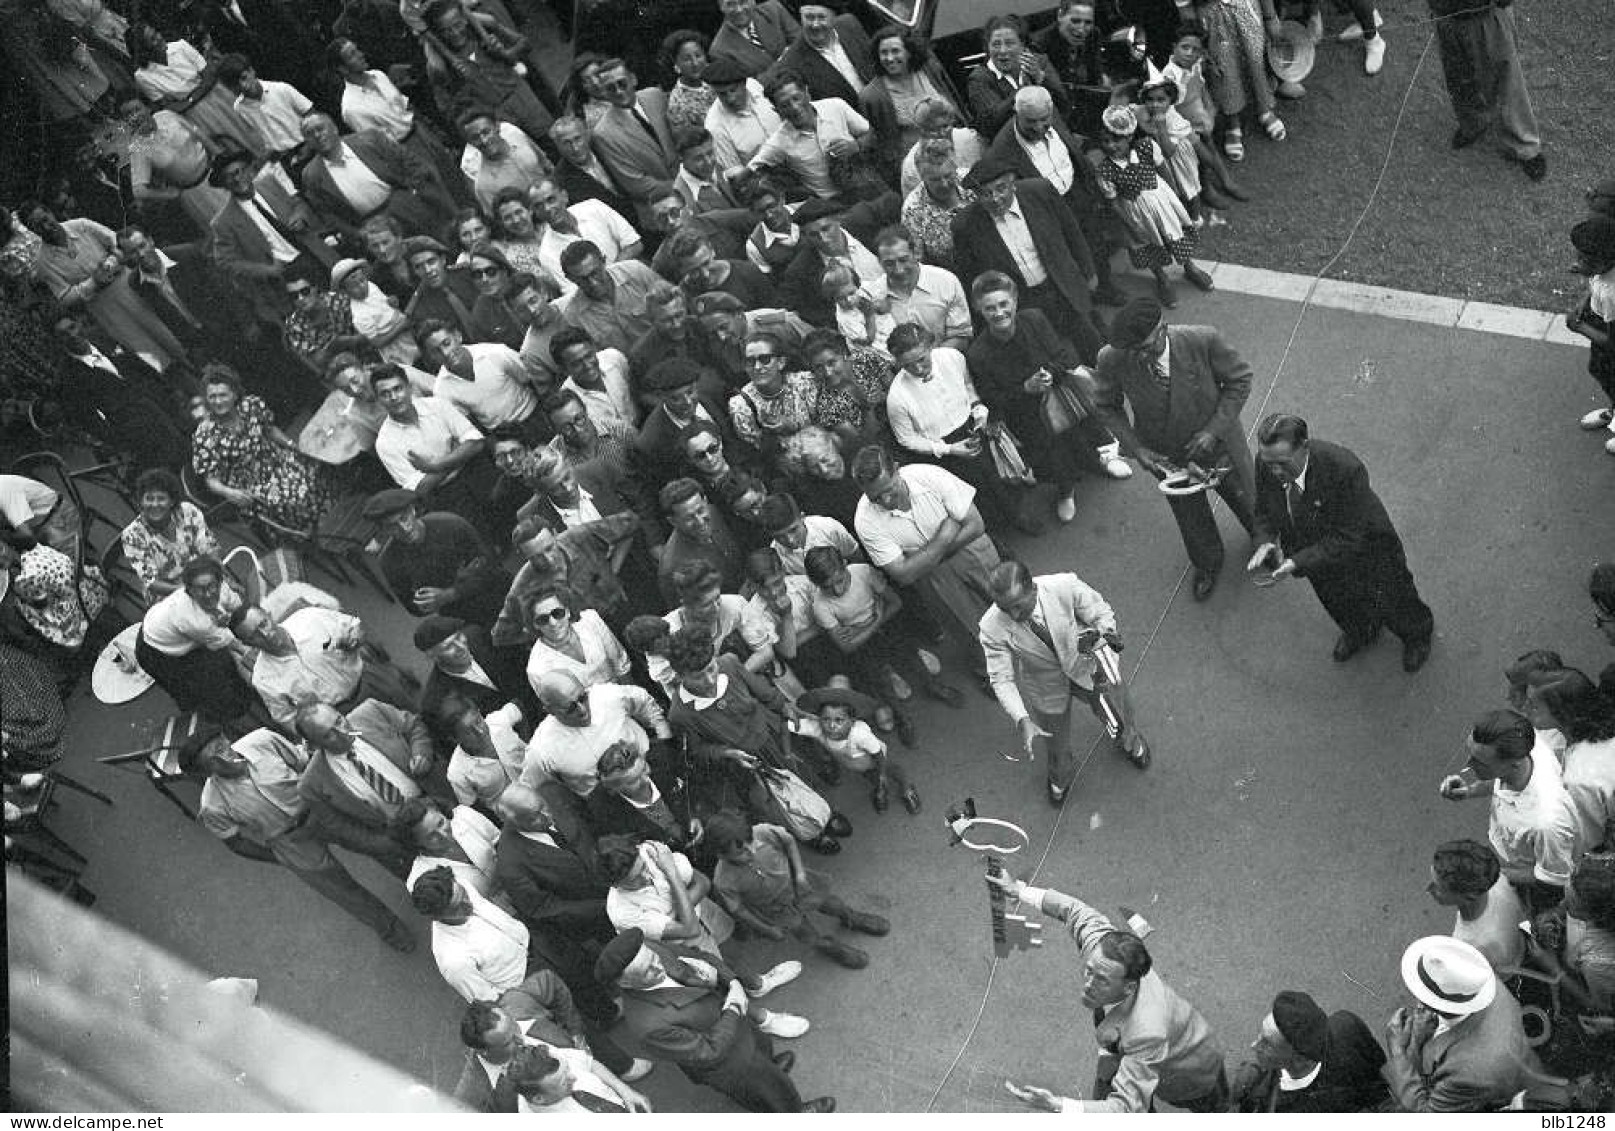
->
[1308,553,1434,648]
[1165,474,1256,573]
[1021,282,1106,364]
[134,632,257,723]
[689,1029,803,1113]
[271,825,402,937]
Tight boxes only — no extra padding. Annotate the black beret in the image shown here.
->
[1271,990,1329,1062]
[1571,216,1615,263]
[791,197,846,226]
[362,488,420,519]
[960,154,1019,191]
[702,56,750,86]
[412,615,466,651]
[1107,297,1165,349]
[642,358,708,391]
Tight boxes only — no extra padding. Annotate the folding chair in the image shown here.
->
[95,712,208,820]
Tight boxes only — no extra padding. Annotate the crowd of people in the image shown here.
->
[0,0,1604,1115]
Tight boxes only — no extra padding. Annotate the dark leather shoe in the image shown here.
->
[801,1098,837,1112]
[378,919,416,953]
[1122,736,1151,770]
[825,812,853,838]
[1402,639,1432,673]
[922,679,964,707]
[808,835,841,855]
[1331,627,1379,662]
[1047,780,1068,806]
[1191,568,1218,601]
[1451,126,1484,149]
[773,1051,797,1073]
[1522,154,1547,181]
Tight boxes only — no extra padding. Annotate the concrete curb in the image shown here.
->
[1138,260,1589,349]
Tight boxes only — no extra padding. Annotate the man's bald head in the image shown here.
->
[495,782,553,831]
[535,671,589,720]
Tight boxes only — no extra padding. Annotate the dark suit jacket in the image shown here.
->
[951,178,1097,316]
[709,0,801,77]
[966,58,1069,138]
[301,129,451,232]
[616,939,752,1072]
[981,118,1115,228]
[296,699,433,829]
[634,395,736,484]
[1090,323,1253,484]
[493,782,614,942]
[419,623,536,738]
[210,190,337,324]
[450,970,587,1112]
[1252,439,1410,582]
[776,16,876,106]
[583,760,695,851]
[554,157,638,222]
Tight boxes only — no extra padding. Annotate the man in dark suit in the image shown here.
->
[493,782,620,1024]
[1248,414,1434,672]
[596,929,835,1111]
[635,359,738,484]
[294,699,435,876]
[298,114,454,238]
[549,116,640,221]
[776,3,876,106]
[710,0,801,78]
[584,742,700,852]
[980,95,1130,305]
[452,971,651,1111]
[1090,298,1256,601]
[415,615,535,740]
[952,157,1106,361]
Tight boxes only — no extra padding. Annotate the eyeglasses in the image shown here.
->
[286,285,314,298]
[470,265,504,279]
[536,606,571,623]
[690,443,722,459]
[745,354,778,366]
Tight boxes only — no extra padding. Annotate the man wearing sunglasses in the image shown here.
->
[524,671,673,798]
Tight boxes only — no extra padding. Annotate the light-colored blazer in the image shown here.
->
[591,89,678,209]
[1383,987,1546,1112]
[979,572,1117,719]
[296,698,432,827]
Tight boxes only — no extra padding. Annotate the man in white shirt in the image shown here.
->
[1009,86,1077,197]
[411,866,531,1002]
[418,321,541,434]
[1439,708,1579,908]
[863,227,973,351]
[530,177,642,285]
[459,109,552,215]
[233,597,416,728]
[437,693,528,808]
[217,54,312,156]
[549,325,638,431]
[299,112,452,236]
[852,445,1000,680]
[750,76,871,200]
[758,492,858,577]
[524,673,672,796]
[370,363,490,499]
[703,59,782,174]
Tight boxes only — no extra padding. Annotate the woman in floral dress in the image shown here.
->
[119,467,220,601]
[190,364,338,529]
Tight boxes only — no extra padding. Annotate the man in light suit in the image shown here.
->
[992,870,1228,1112]
[1249,414,1434,672]
[294,699,435,877]
[952,158,1105,362]
[589,59,679,225]
[775,3,876,106]
[710,0,801,78]
[1382,936,1550,1112]
[597,928,834,1112]
[980,561,1149,806]
[298,113,455,238]
[1090,298,1257,601]
[452,971,650,1111]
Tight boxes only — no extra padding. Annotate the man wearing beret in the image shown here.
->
[709,0,801,79]
[776,199,884,327]
[952,157,1106,363]
[1230,990,1388,1112]
[1090,298,1257,600]
[365,489,511,625]
[635,357,739,484]
[403,236,480,339]
[596,928,833,1112]
[1247,413,1434,671]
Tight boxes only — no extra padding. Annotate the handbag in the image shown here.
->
[755,765,832,841]
[986,423,1037,486]
[1039,368,1100,436]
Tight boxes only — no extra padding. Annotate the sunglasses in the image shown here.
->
[690,443,722,458]
[536,606,571,623]
[745,353,778,366]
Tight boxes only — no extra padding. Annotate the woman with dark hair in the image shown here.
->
[661,30,716,137]
[1535,669,1615,859]
[135,553,258,724]
[859,27,958,172]
[446,206,493,267]
[489,190,549,280]
[966,14,1069,139]
[120,466,220,601]
[522,582,630,696]
[465,243,525,348]
[561,52,611,124]
[191,363,339,528]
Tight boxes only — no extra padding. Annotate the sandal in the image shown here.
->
[1258,112,1287,141]
[1222,128,1245,162]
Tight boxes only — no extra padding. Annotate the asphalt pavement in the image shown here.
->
[28,276,1611,1112]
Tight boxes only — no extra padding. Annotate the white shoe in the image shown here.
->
[1276,79,1306,100]
[1306,8,1324,42]
[1604,435,1615,456]
[1056,494,1077,523]
[1364,35,1386,75]
[621,1059,655,1082]
[916,648,942,676]
[1581,408,1614,430]
[1338,10,1382,40]
[755,1008,810,1039]
[752,960,803,997]
[1101,456,1134,480]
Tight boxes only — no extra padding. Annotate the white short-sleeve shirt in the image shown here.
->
[854,462,975,569]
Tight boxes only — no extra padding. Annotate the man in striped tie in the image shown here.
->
[295,700,436,877]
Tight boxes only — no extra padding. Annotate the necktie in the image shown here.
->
[1150,356,1170,391]
[629,105,658,143]
[571,1090,626,1113]
[348,750,403,806]
[1285,479,1302,520]
[744,21,764,49]
[1024,611,1059,658]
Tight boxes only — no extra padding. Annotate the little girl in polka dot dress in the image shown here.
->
[1094,104,1216,308]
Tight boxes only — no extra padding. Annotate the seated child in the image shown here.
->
[821,262,895,353]
[707,808,890,969]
